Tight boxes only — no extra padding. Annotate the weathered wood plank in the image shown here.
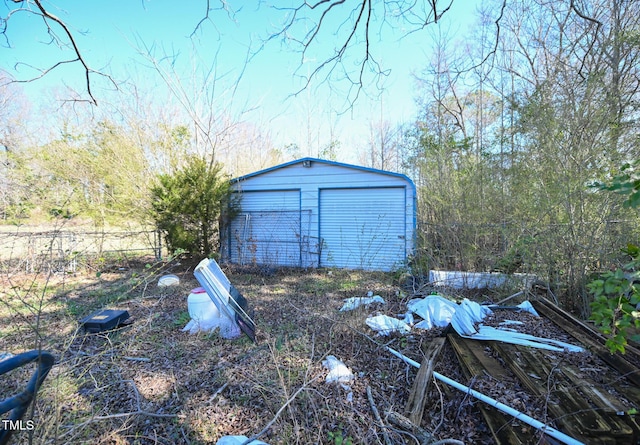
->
[404,337,445,425]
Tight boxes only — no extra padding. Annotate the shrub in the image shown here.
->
[150,156,238,256]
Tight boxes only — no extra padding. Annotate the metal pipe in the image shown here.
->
[386,346,585,445]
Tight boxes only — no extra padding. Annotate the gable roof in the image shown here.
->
[231,157,415,186]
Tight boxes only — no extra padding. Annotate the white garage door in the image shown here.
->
[230,190,304,267]
[319,187,406,271]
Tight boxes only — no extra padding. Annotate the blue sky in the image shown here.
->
[1,0,479,163]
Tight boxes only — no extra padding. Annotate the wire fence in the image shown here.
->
[0,228,163,274]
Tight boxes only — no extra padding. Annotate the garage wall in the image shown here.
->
[223,158,416,271]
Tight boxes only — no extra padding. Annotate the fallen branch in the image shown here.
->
[207,382,229,404]
[386,411,435,444]
[367,385,392,445]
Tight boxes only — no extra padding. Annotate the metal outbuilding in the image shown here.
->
[221,157,416,271]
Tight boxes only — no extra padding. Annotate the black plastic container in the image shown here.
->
[80,309,130,333]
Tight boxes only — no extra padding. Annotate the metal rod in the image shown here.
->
[386,346,585,445]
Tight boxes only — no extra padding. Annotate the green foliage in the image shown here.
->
[173,311,191,327]
[493,236,534,274]
[0,151,37,222]
[327,429,353,445]
[589,163,640,354]
[588,244,640,354]
[150,155,238,256]
[31,120,151,226]
[593,160,640,209]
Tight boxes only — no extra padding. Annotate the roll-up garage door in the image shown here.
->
[230,190,303,267]
[319,187,406,271]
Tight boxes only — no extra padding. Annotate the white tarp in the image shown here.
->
[406,296,583,352]
[358,291,583,352]
[451,299,494,335]
[407,295,458,330]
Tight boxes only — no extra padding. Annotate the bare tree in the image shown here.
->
[360,110,400,171]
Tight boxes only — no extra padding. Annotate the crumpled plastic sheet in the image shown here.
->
[322,355,354,384]
[407,295,458,330]
[339,295,385,311]
[467,325,584,352]
[406,296,583,352]
[451,299,493,335]
[365,314,411,336]
[451,299,583,352]
[515,300,539,316]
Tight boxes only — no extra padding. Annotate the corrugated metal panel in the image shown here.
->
[319,187,406,271]
[237,190,300,212]
[228,190,304,267]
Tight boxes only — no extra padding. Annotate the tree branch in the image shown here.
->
[267,0,459,111]
[32,0,97,104]
[3,0,118,105]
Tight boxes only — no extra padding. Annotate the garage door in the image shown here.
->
[229,190,305,267]
[319,187,406,271]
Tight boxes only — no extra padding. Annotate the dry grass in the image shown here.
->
[1,256,499,445]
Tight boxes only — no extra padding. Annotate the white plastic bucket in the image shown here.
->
[187,287,220,323]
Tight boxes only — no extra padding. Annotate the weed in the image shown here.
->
[339,280,358,291]
[173,310,190,327]
[327,428,354,445]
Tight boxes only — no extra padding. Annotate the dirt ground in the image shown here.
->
[0,256,625,444]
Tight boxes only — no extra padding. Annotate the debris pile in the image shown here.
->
[330,281,640,445]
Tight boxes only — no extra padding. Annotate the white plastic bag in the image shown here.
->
[183,314,241,339]
[339,295,385,311]
[322,355,354,384]
[365,315,411,336]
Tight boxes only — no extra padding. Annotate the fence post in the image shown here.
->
[155,230,162,261]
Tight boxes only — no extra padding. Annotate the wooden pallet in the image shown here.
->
[448,333,562,445]
[447,299,640,444]
[532,298,640,387]
[493,341,638,444]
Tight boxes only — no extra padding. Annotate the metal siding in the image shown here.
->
[229,190,304,267]
[224,159,416,271]
[319,187,407,271]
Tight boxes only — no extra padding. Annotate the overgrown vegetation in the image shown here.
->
[395,0,640,318]
[1,257,464,444]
